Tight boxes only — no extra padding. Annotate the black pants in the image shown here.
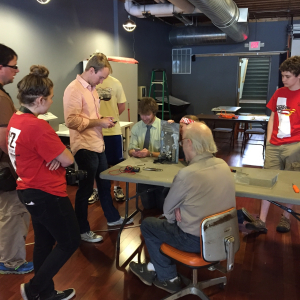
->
[18,189,80,298]
[74,149,120,233]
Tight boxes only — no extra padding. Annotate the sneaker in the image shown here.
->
[114,187,125,201]
[245,218,268,233]
[43,289,75,300]
[241,207,256,223]
[88,189,98,204]
[129,262,156,286]
[20,283,39,300]
[276,215,291,233]
[107,217,134,227]
[0,261,34,274]
[80,231,103,242]
[153,276,182,294]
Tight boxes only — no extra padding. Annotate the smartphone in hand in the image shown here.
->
[113,120,117,124]
[134,148,141,152]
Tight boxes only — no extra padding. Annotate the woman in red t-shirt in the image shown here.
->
[7,65,80,300]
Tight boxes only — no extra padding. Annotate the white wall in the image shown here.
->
[291,39,300,56]
[82,60,138,124]
[239,58,248,99]
[0,0,116,122]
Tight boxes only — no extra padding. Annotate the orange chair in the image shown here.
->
[160,208,240,300]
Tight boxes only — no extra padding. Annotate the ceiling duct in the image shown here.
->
[124,0,200,18]
[167,0,196,14]
[169,25,236,46]
[124,0,248,45]
[187,0,249,43]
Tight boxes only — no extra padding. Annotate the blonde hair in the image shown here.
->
[183,115,199,122]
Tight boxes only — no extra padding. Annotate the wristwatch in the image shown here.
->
[149,152,153,157]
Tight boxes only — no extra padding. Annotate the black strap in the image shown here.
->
[19,106,35,115]
[268,200,300,221]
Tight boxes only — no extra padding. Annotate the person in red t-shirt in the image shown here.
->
[246,56,300,234]
[7,65,80,300]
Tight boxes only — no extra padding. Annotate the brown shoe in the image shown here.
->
[276,215,291,233]
[245,218,268,233]
[241,207,256,223]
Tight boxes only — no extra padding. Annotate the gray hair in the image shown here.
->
[184,122,217,154]
[85,53,112,73]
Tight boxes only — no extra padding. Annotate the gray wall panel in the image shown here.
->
[0,0,172,123]
[172,56,238,115]
[0,0,116,123]
[171,20,300,116]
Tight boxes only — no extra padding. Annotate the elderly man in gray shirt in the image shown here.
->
[129,122,236,294]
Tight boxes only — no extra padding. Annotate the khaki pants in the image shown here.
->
[0,190,30,268]
[264,141,300,171]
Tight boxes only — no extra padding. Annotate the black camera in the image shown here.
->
[65,167,87,185]
[0,167,17,192]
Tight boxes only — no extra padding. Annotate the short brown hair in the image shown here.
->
[279,56,300,77]
[17,65,53,106]
[85,53,112,74]
[138,97,158,115]
[0,44,17,65]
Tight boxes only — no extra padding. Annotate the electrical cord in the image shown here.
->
[108,165,138,176]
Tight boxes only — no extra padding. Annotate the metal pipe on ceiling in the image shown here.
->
[124,0,201,18]
[187,0,249,42]
[124,0,249,45]
[167,0,196,14]
[169,25,236,45]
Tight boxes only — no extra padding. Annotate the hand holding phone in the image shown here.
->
[113,120,117,124]
[134,148,141,152]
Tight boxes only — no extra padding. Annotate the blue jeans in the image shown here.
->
[237,209,244,224]
[74,149,120,233]
[17,189,80,298]
[141,217,200,281]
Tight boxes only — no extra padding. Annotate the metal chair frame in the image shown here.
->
[241,127,266,156]
[160,208,240,300]
[212,121,235,150]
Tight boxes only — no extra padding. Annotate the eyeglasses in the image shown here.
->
[179,138,189,146]
[3,64,19,70]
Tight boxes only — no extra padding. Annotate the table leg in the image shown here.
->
[234,123,239,139]
[116,182,142,250]
[124,126,130,157]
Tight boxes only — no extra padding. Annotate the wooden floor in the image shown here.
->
[1,135,300,300]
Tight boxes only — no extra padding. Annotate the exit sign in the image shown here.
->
[249,41,261,51]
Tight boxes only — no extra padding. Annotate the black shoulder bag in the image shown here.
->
[0,151,17,192]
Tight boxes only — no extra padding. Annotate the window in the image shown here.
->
[172,48,191,74]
